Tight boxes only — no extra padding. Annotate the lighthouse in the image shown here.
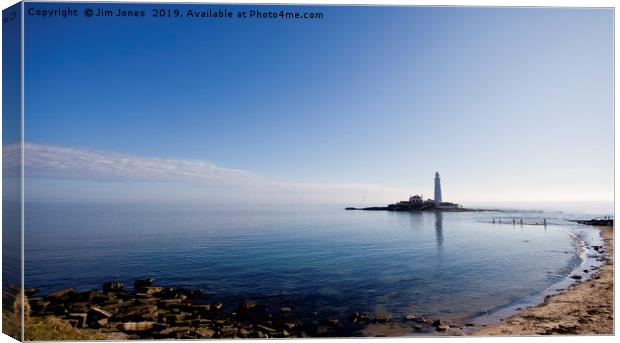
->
[434,172,442,205]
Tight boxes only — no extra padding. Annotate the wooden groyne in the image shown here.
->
[491,217,548,226]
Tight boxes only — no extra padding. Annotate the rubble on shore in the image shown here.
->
[25,278,446,339]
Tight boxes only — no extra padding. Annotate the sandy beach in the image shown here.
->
[474,226,614,336]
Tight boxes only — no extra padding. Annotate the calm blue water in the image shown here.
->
[24,202,610,322]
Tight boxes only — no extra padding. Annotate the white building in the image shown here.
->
[434,172,442,205]
[433,172,460,209]
[409,194,423,206]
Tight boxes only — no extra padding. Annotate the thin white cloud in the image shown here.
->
[19,143,258,184]
[4,143,404,204]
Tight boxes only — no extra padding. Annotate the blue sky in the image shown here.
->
[22,4,613,204]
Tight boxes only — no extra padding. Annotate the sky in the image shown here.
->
[19,3,613,205]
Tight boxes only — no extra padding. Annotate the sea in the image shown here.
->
[23,201,613,325]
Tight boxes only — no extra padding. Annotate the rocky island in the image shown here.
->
[346,172,470,212]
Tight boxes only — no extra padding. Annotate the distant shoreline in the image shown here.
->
[344,206,495,212]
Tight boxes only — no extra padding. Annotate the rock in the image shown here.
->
[158,326,191,338]
[182,331,200,339]
[137,297,159,306]
[239,328,251,337]
[137,287,163,295]
[432,319,449,331]
[196,326,215,338]
[91,318,108,328]
[220,326,239,337]
[570,275,583,280]
[281,322,297,330]
[134,278,155,288]
[327,318,339,326]
[90,293,112,305]
[169,307,181,314]
[158,299,183,308]
[121,321,156,332]
[27,296,43,303]
[187,288,204,299]
[256,324,277,333]
[437,323,449,331]
[190,304,211,312]
[238,300,256,311]
[68,302,90,313]
[103,332,130,340]
[214,302,223,310]
[173,320,194,327]
[157,287,177,299]
[164,313,185,324]
[280,306,292,314]
[101,321,122,332]
[103,282,125,293]
[47,288,75,299]
[405,314,417,321]
[165,288,202,300]
[87,307,112,323]
[141,313,158,321]
[67,313,88,328]
[316,325,330,335]
[73,290,97,302]
[47,304,68,315]
[24,288,39,297]
[152,323,170,331]
[193,319,212,326]
[30,299,51,313]
[113,304,158,322]
[375,311,393,323]
[114,291,133,301]
[349,311,371,323]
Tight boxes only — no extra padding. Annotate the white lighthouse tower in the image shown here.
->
[434,172,442,205]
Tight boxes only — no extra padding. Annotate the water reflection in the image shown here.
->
[435,212,444,249]
[406,211,423,229]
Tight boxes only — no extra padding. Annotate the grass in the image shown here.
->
[3,294,105,341]
[25,316,105,341]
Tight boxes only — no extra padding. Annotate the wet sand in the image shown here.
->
[474,226,614,336]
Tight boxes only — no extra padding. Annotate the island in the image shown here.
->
[346,172,472,212]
